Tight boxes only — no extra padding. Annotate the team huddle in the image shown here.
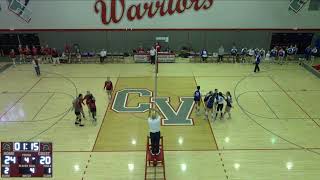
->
[194,86,233,122]
[72,78,113,127]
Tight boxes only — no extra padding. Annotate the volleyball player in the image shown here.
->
[293,45,298,60]
[204,91,213,121]
[83,91,93,117]
[73,94,84,127]
[278,48,285,65]
[214,92,225,120]
[287,45,294,61]
[212,89,219,114]
[248,48,255,63]
[18,45,25,64]
[223,91,233,119]
[51,48,60,65]
[270,47,277,63]
[88,94,97,123]
[201,49,208,63]
[311,47,318,64]
[240,47,247,63]
[260,48,266,60]
[25,45,31,63]
[32,58,40,76]
[32,45,38,59]
[193,86,201,115]
[40,46,45,61]
[9,49,16,67]
[104,77,113,101]
[44,44,51,63]
[231,45,238,63]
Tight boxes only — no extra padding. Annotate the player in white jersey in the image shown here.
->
[214,92,225,120]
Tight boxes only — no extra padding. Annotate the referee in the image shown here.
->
[150,47,156,64]
[148,108,161,155]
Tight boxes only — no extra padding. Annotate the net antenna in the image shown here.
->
[153,36,169,108]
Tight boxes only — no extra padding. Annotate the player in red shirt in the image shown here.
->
[18,45,25,64]
[88,94,97,123]
[51,48,60,65]
[44,44,52,63]
[9,49,16,67]
[83,91,93,117]
[104,77,113,101]
[25,45,31,62]
[64,43,71,63]
[32,45,38,58]
[155,42,161,52]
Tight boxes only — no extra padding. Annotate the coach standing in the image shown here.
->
[148,108,161,155]
[218,45,224,63]
[254,53,261,73]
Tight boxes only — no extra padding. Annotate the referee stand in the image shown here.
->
[144,136,166,180]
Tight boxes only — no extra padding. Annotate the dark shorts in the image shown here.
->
[194,97,200,102]
[217,104,223,111]
[206,104,213,109]
[90,108,96,113]
[75,111,80,116]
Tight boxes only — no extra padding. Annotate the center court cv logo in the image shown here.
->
[0,0,32,22]
[112,89,195,126]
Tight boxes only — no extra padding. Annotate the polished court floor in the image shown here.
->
[0,62,320,180]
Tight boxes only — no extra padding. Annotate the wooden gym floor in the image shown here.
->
[0,62,320,180]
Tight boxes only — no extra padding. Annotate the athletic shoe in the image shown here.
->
[79,124,84,127]
[75,121,79,125]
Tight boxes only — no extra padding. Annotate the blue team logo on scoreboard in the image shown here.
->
[0,0,32,23]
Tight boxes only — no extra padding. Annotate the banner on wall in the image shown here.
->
[0,0,319,30]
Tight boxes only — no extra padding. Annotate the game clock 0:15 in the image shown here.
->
[1,142,52,178]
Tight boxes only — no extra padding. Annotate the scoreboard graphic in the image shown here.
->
[1,142,52,178]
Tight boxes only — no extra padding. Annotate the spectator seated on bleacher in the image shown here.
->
[200,48,208,63]
[137,47,145,54]
[81,52,89,57]
[88,52,95,57]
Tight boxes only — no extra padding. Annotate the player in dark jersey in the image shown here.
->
[88,95,97,123]
[223,91,233,119]
[270,47,278,63]
[287,45,294,61]
[204,91,213,121]
[205,92,214,122]
[193,86,201,115]
[104,77,113,101]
